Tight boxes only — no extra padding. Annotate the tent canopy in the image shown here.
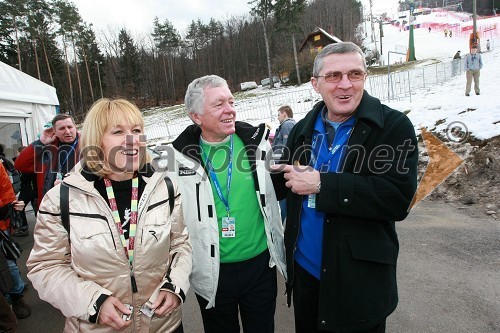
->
[0,61,59,157]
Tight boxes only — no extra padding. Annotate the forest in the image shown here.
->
[0,0,363,120]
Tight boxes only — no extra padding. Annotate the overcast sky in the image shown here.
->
[72,0,402,37]
[71,0,252,36]
[361,0,401,16]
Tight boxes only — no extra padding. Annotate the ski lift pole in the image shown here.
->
[407,3,417,61]
[473,0,477,38]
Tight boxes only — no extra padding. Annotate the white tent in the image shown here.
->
[0,61,58,160]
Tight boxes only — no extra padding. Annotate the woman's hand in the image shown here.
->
[97,296,133,330]
[151,290,180,316]
[12,200,25,211]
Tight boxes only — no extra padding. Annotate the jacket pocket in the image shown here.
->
[77,217,111,240]
[348,238,398,266]
[71,216,117,256]
[341,238,399,326]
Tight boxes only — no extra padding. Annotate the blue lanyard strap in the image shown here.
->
[59,137,78,172]
[201,135,233,216]
[311,125,353,171]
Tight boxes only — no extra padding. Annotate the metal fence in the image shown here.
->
[367,58,466,102]
[145,60,463,143]
[146,88,323,143]
[234,88,321,121]
[232,58,466,120]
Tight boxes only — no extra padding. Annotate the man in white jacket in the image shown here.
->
[159,75,286,333]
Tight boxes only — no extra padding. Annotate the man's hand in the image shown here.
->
[12,200,25,211]
[151,290,180,316]
[97,296,133,330]
[275,164,320,195]
[40,127,57,145]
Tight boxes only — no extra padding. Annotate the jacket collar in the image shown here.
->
[63,161,155,193]
[79,163,155,182]
[172,121,268,162]
[280,118,296,125]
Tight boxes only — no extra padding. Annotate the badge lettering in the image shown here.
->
[178,166,196,176]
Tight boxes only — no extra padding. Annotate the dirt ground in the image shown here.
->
[419,134,500,218]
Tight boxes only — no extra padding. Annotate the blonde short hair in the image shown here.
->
[81,98,150,177]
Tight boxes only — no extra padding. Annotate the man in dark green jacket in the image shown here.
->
[274,42,418,332]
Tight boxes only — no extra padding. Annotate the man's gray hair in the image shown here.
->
[312,42,367,77]
[185,75,228,116]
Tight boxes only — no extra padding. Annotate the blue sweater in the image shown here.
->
[295,113,355,279]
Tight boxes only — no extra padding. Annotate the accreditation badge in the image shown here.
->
[307,194,316,209]
[221,217,236,238]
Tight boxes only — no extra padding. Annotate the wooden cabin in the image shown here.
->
[298,27,343,54]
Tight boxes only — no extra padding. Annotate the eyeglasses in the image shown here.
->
[316,70,366,83]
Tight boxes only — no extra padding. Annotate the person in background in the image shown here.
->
[273,42,418,333]
[452,50,461,76]
[0,162,29,320]
[14,114,80,202]
[272,105,296,160]
[0,145,20,197]
[271,105,296,224]
[27,98,192,332]
[11,146,38,237]
[486,39,490,51]
[163,75,286,333]
[464,44,483,96]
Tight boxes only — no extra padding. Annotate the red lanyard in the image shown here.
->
[103,175,139,267]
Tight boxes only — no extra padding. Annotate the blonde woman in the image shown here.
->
[27,98,192,332]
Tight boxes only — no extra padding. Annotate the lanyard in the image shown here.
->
[201,135,233,216]
[59,137,78,173]
[311,127,352,171]
[103,175,139,267]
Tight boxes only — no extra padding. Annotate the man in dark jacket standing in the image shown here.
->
[274,42,418,332]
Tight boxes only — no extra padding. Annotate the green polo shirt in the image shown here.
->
[200,134,267,263]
